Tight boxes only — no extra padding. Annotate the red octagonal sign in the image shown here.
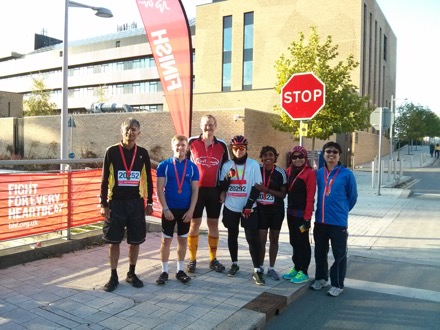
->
[281,72,325,120]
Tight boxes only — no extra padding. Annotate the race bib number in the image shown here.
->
[117,170,140,186]
[227,184,247,197]
[257,192,275,205]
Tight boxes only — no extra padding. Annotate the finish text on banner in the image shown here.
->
[136,0,193,137]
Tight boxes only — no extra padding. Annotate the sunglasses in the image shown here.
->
[291,154,305,160]
[325,149,339,154]
[232,145,246,151]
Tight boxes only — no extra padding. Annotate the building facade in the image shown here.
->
[194,0,396,113]
[0,0,396,166]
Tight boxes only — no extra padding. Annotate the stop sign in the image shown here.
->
[281,72,325,120]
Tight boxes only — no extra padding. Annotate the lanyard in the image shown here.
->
[324,166,341,196]
[118,143,137,180]
[288,167,306,192]
[262,166,275,199]
[173,158,188,194]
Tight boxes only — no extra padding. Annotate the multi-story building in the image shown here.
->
[0,0,396,165]
[195,0,396,112]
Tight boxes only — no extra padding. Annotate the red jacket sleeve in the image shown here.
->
[303,167,317,220]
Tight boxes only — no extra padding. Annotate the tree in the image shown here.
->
[273,26,371,141]
[395,101,440,147]
[23,77,57,116]
[96,84,108,103]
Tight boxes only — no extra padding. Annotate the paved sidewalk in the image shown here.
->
[0,145,436,329]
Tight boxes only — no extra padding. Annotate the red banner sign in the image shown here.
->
[136,0,193,137]
[0,169,161,241]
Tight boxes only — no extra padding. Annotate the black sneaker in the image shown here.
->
[176,270,191,283]
[187,260,197,273]
[253,271,265,286]
[209,259,226,272]
[104,276,119,292]
[227,264,240,277]
[126,272,144,288]
[156,272,168,285]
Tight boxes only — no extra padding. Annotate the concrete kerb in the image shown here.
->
[0,221,164,269]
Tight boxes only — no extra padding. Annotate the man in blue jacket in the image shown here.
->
[310,142,357,297]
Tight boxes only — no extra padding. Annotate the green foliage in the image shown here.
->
[394,102,440,143]
[96,85,108,103]
[23,77,57,116]
[273,26,371,140]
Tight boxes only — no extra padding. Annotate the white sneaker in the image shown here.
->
[327,286,343,297]
[310,279,328,291]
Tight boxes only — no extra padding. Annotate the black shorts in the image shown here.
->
[193,187,222,219]
[257,204,285,230]
[222,206,259,230]
[102,198,146,244]
[161,209,191,238]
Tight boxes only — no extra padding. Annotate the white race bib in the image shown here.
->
[117,170,140,186]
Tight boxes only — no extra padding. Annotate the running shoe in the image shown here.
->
[126,272,144,288]
[176,270,191,283]
[104,276,119,292]
[253,271,265,286]
[187,260,197,273]
[290,270,309,284]
[209,259,226,272]
[282,268,298,280]
[327,286,344,297]
[156,272,168,285]
[227,264,240,277]
[267,268,280,281]
[310,279,328,291]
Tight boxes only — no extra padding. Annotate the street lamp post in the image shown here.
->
[61,0,112,170]
[389,95,395,160]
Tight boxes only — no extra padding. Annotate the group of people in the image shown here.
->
[99,115,357,298]
[429,143,440,159]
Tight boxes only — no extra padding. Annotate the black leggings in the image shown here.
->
[287,215,311,274]
[227,226,260,268]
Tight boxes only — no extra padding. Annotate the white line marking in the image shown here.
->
[345,278,440,303]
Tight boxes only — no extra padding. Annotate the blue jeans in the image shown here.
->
[313,222,348,288]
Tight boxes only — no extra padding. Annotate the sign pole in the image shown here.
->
[377,107,383,196]
[299,120,303,146]
[389,95,394,160]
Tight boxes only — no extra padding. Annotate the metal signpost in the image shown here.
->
[370,107,391,196]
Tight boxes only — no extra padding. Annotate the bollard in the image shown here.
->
[371,161,375,188]
[387,159,392,182]
[409,156,413,168]
[381,160,385,185]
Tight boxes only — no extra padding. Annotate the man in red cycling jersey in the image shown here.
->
[186,115,229,273]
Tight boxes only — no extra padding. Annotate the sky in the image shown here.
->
[1,0,439,116]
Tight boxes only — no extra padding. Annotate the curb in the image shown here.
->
[0,220,163,269]
[216,280,310,329]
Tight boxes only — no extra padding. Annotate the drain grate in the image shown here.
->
[243,292,286,320]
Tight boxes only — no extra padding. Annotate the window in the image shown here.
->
[116,40,120,48]
[222,16,232,91]
[242,12,254,90]
[383,35,387,61]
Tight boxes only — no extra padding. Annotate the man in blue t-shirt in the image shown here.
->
[155,135,199,285]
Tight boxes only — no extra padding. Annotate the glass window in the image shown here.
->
[222,15,232,92]
[243,12,254,90]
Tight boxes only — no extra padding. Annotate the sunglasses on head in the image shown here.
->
[291,154,305,160]
[232,145,246,151]
[325,149,339,154]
